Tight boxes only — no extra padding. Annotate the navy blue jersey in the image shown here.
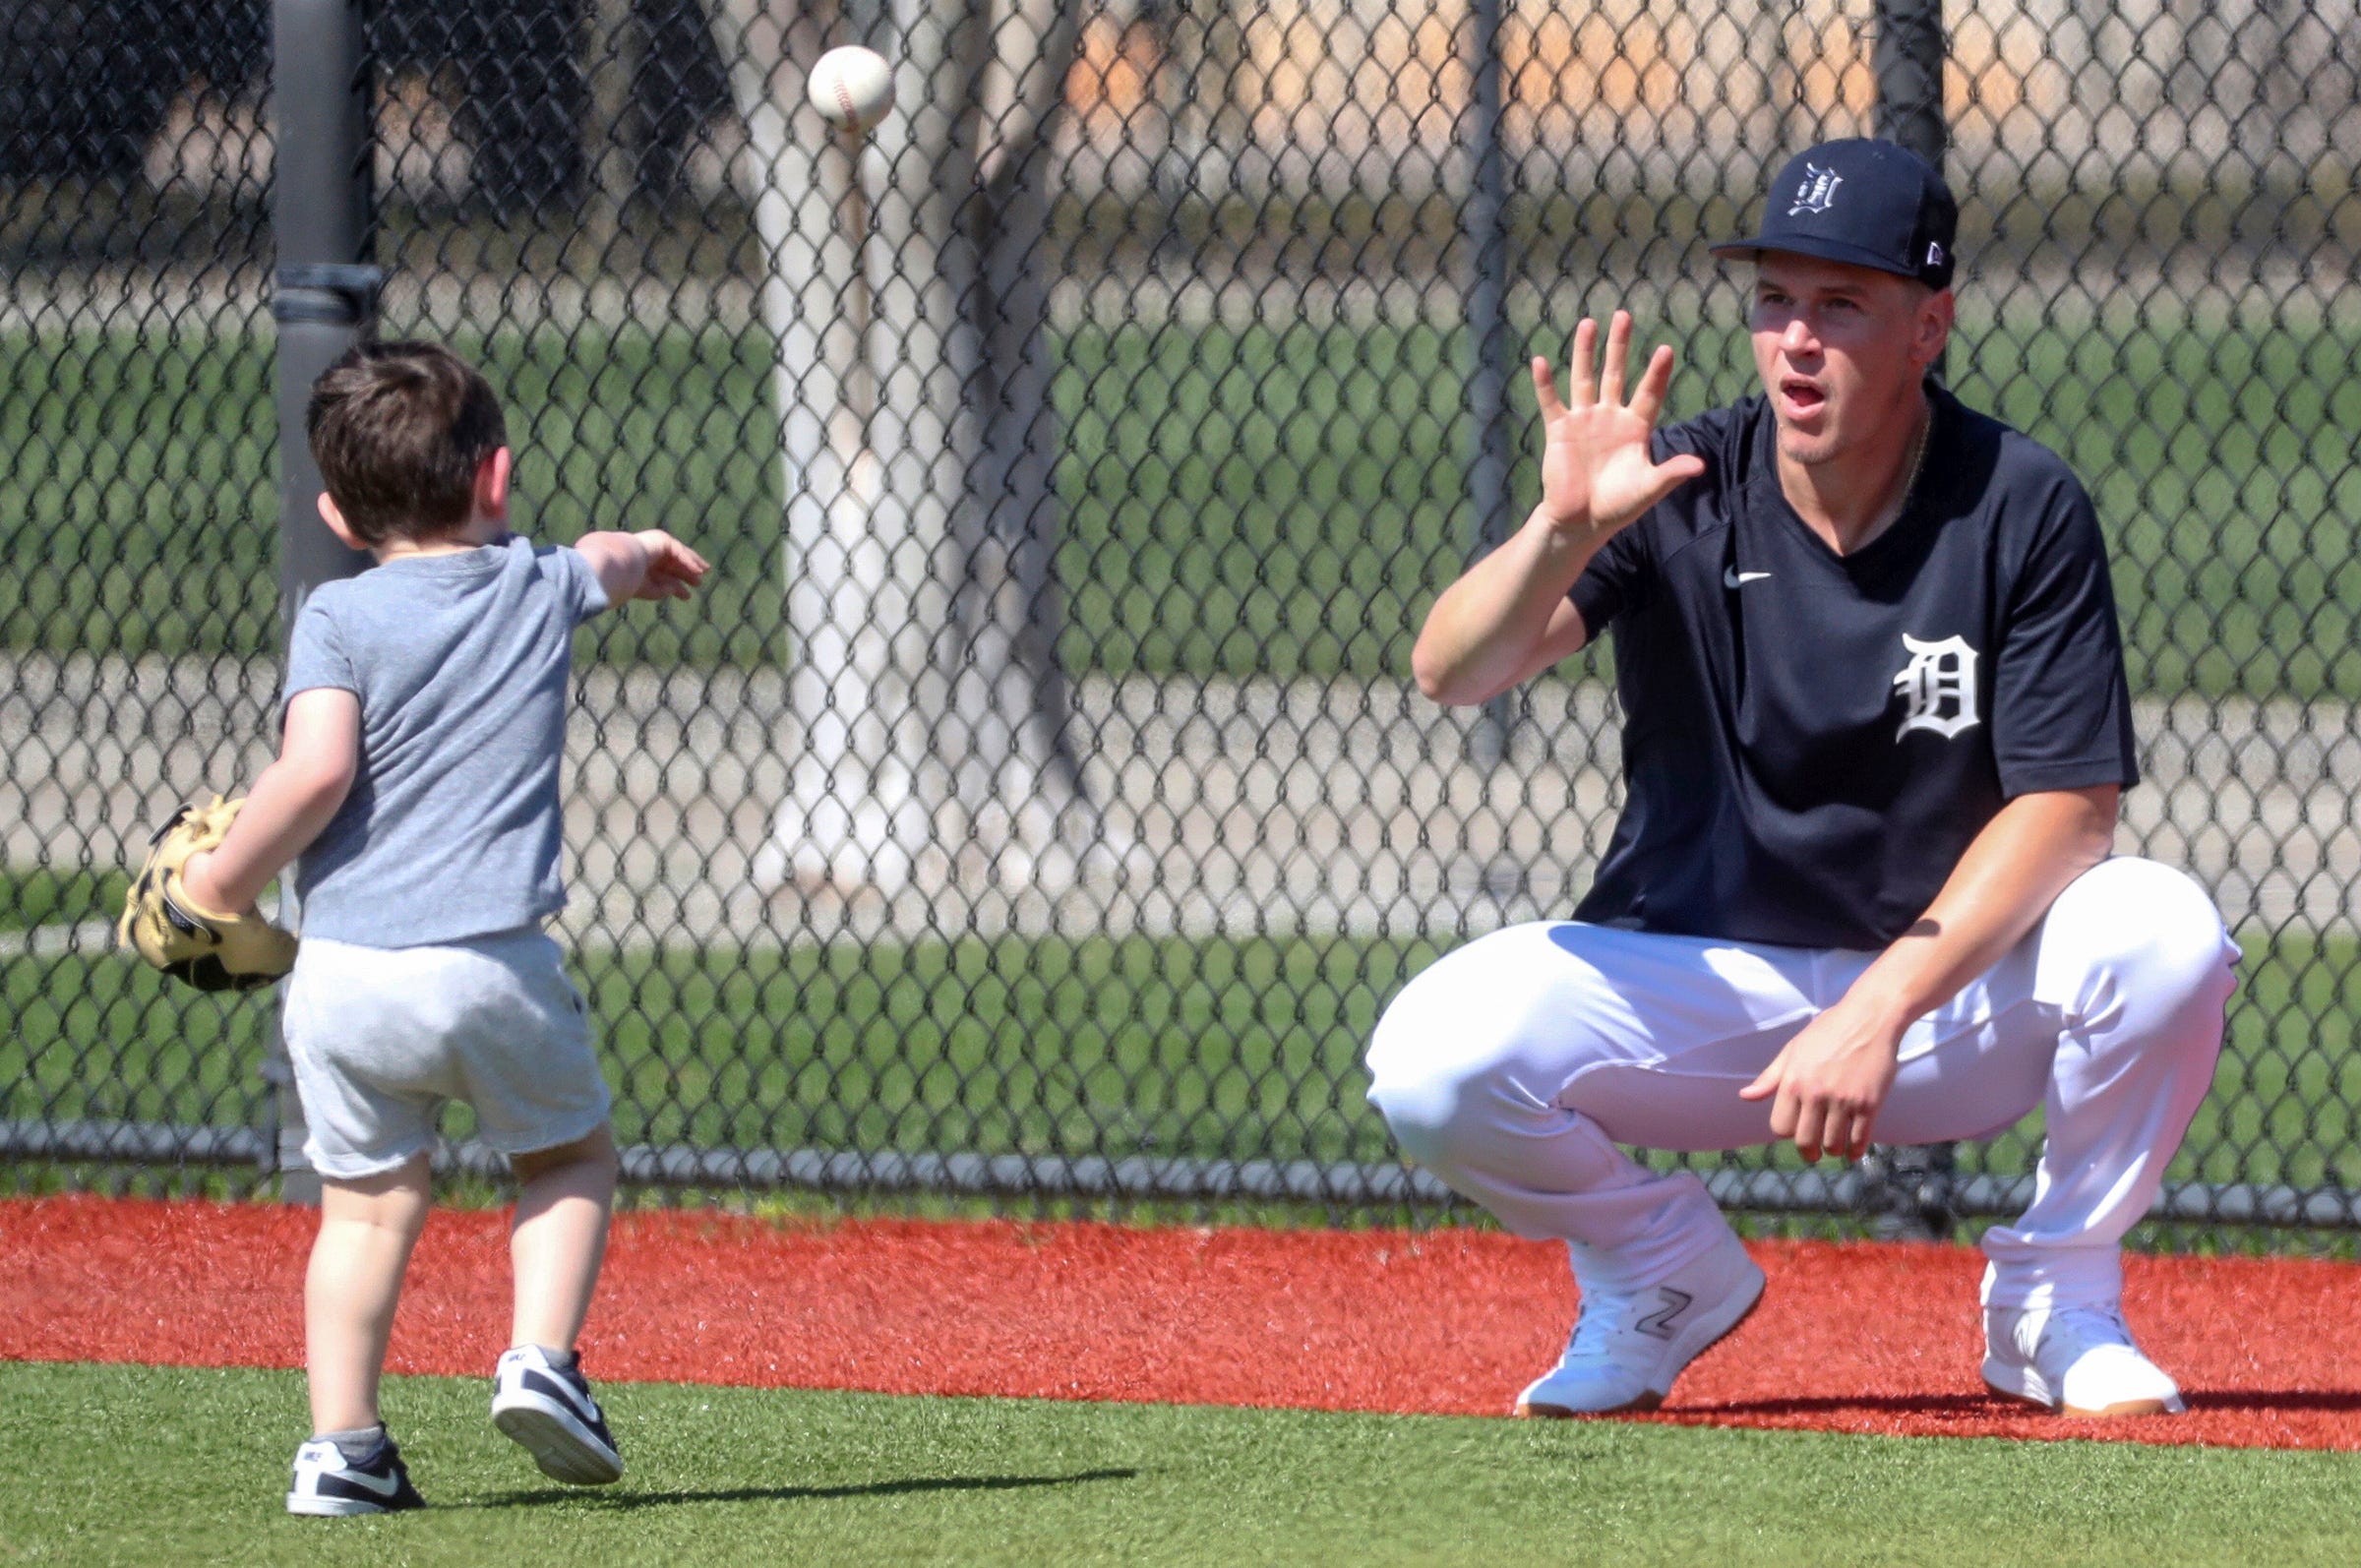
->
[1566,384,2138,950]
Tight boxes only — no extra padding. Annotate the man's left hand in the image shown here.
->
[1737,995,1907,1163]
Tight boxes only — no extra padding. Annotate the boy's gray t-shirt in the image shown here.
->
[283,534,609,946]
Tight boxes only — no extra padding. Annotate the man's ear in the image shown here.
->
[1915,288,1956,372]
[316,491,366,552]
[474,447,513,523]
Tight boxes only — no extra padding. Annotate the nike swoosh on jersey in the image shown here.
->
[1723,568,1773,588]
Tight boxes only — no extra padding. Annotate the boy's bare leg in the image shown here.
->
[307,1155,433,1434]
[508,1124,618,1352]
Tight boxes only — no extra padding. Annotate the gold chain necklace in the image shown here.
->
[1874,395,1933,538]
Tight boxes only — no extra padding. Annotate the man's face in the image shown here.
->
[1749,252,1951,468]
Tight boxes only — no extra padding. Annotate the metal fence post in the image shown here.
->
[1867,0,1958,1242]
[268,0,378,1205]
[1872,0,1948,172]
[1462,0,1514,770]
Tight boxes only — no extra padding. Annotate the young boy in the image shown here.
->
[177,340,708,1515]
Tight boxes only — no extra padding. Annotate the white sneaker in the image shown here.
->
[1515,1229,1767,1417]
[284,1432,425,1516]
[491,1346,626,1484]
[1981,1303,2185,1417]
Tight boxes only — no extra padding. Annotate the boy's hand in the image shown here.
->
[118,797,299,993]
[176,849,247,918]
[629,530,709,602]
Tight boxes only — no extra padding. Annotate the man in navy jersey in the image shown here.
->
[1366,140,2236,1418]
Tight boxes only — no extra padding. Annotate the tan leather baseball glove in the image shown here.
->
[117,797,298,992]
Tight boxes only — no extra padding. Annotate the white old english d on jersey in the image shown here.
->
[1892,633,1981,740]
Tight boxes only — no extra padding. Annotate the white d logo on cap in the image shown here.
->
[1788,164,1843,216]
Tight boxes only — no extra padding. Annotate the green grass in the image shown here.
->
[587,932,1447,1164]
[0,933,1437,1172]
[12,308,2361,694]
[6,928,2358,1206]
[0,867,126,932]
[1055,320,1467,680]
[4,1361,2358,1567]
[2202,932,2361,1191]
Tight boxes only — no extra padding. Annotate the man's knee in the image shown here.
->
[1366,978,1472,1167]
[1366,959,1544,1172]
[2046,858,2236,1023]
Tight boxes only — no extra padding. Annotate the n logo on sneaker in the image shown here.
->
[1633,1288,1693,1341]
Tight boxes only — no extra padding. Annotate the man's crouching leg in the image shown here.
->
[1981,857,2237,1417]
[1364,925,1764,1416]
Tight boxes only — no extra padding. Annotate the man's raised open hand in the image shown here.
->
[1533,311,1706,536]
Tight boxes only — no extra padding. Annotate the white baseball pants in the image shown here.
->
[1365,857,2237,1310]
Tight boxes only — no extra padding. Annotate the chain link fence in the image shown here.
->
[5,1,2360,1232]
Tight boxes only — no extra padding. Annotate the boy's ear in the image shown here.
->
[475,447,513,523]
[316,491,365,552]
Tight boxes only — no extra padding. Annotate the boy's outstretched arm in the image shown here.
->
[179,689,361,915]
[573,529,710,608]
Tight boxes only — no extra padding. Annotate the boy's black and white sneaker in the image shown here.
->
[491,1345,625,1485]
[285,1433,427,1516]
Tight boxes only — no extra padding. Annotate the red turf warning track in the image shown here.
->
[3,1196,2356,1450]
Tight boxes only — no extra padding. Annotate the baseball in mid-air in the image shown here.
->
[808,46,895,136]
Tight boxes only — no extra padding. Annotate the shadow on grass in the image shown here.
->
[470,1467,1140,1511]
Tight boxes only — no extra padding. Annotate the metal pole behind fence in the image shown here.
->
[1872,0,1948,170]
[1462,0,1514,769]
[269,0,379,1205]
[1874,0,1950,388]
[1867,0,1958,1242]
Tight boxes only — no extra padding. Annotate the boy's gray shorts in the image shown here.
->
[282,927,611,1179]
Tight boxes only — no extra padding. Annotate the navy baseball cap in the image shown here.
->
[1711,138,1958,289]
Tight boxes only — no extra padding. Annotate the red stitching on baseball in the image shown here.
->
[836,82,857,126]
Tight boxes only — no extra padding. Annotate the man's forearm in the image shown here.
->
[1846,786,2119,1028]
[1412,507,1603,705]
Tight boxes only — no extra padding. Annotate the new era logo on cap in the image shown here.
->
[1714,138,1959,289]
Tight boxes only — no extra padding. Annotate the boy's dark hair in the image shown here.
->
[306,341,507,545]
